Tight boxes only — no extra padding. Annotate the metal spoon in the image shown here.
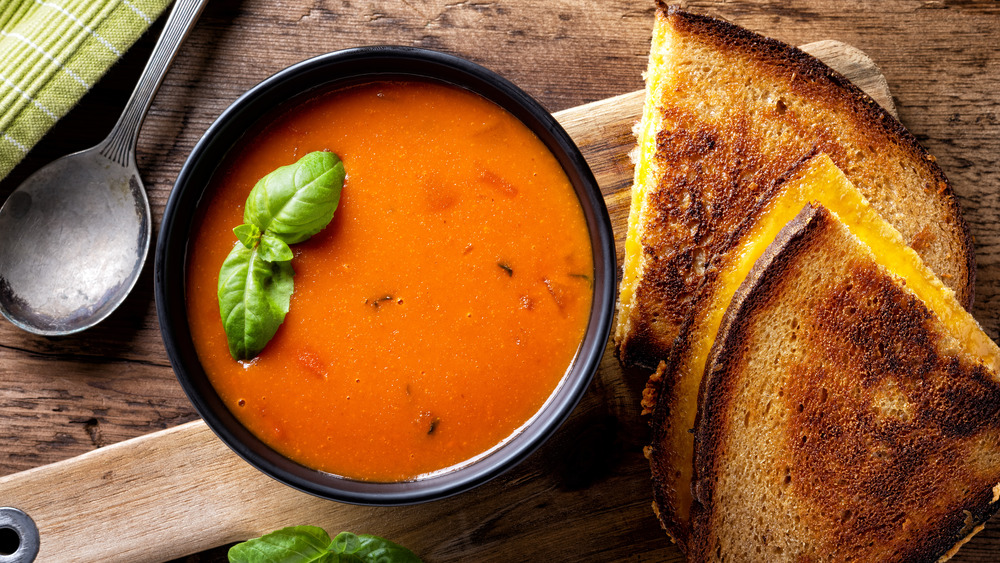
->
[0,0,208,336]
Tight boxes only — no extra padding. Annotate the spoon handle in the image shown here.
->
[99,0,210,167]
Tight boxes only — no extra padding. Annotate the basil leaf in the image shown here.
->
[228,526,334,563]
[218,242,295,360]
[234,223,262,249]
[331,533,423,563]
[244,151,345,244]
[258,233,294,262]
[218,150,345,360]
[228,528,422,563]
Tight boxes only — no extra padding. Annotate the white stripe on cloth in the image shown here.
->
[35,0,121,57]
[3,132,28,153]
[0,74,58,120]
[122,0,152,25]
[0,30,92,89]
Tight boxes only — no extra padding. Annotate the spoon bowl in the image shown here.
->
[0,147,149,335]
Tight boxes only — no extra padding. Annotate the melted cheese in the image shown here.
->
[616,22,674,340]
[692,154,1000,396]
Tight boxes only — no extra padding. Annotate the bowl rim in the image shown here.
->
[155,45,616,505]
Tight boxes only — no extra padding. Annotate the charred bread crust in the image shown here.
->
[661,3,974,307]
[618,319,675,373]
[619,4,976,373]
[689,205,1000,561]
[645,153,825,550]
[939,521,989,563]
[690,204,824,546]
[647,312,696,550]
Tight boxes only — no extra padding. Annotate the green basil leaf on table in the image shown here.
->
[244,150,345,244]
[217,242,295,360]
[217,150,345,360]
[227,526,335,563]
[227,526,422,563]
[331,532,422,562]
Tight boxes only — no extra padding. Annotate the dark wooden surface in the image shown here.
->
[0,1,997,561]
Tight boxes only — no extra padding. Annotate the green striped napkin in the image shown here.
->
[0,0,172,180]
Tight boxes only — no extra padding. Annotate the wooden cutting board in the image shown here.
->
[0,41,995,563]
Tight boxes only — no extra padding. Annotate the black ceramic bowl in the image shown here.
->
[155,46,615,505]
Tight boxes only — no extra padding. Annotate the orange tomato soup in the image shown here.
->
[186,80,593,481]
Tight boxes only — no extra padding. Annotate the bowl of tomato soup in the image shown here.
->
[155,46,614,504]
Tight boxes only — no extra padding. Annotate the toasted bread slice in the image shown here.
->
[689,204,1000,562]
[646,154,997,549]
[615,4,974,373]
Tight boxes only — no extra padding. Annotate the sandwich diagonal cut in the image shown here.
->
[690,204,1000,562]
[615,3,974,376]
[645,154,997,549]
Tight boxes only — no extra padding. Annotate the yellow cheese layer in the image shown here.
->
[691,154,1000,403]
[616,18,674,342]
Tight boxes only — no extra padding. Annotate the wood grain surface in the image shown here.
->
[0,43,903,563]
[0,1,996,561]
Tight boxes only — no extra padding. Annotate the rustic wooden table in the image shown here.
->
[0,1,997,561]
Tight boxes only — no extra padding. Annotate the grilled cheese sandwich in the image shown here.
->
[690,204,1000,561]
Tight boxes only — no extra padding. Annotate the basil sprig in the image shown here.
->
[245,150,345,244]
[227,526,423,563]
[218,151,345,360]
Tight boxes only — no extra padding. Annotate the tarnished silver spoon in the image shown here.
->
[0,0,208,336]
